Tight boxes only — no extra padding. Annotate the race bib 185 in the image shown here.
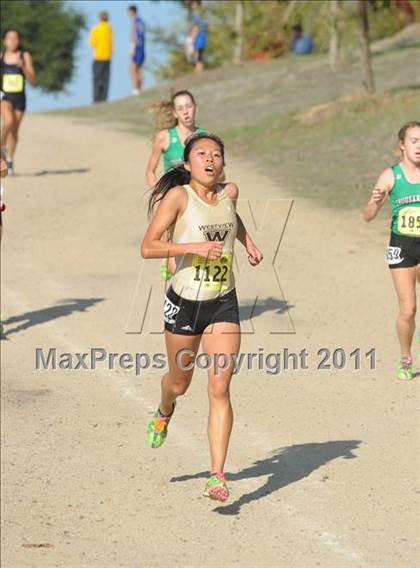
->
[397,207,420,237]
[190,253,232,292]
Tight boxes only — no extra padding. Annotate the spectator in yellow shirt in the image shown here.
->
[88,11,113,103]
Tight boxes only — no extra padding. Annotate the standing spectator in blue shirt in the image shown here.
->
[291,24,313,55]
[127,4,145,95]
[189,1,208,73]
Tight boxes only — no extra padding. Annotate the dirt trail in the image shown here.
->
[1,114,418,568]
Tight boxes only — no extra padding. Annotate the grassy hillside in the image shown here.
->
[56,44,420,209]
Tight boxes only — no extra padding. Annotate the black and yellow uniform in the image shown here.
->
[0,51,26,112]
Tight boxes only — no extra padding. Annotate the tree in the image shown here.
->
[0,0,86,93]
[329,0,340,71]
[152,0,404,80]
[281,0,300,25]
[357,0,376,93]
[233,1,244,65]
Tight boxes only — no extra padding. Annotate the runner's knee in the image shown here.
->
[1,114,13,131]
[399,304,416,320]
[162,372,192,396]
[171,380,191,396]
[208,382,231,402]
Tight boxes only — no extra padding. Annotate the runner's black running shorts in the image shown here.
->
[1,92,26,112]
[163,285,240,335]
[386,232,420,269]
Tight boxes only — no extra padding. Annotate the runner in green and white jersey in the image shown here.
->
[146,90,205,281]
[146,90,205,186]
[363,121,420,380]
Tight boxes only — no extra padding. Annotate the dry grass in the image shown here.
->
[55,44,420,209]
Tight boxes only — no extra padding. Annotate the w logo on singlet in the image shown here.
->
[205,230,230,241]
[199,222,234,242]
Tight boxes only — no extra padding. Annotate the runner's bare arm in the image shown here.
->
[22,52,36,86]
[141,186,224,260]
[153,198,177,274]
[225,182,263,266]
[224,182,249,246]
[190,23,199,42]
[141,187,186,258]
[145,130,168,188]
[236,213,263,265]
[363,168,393,222]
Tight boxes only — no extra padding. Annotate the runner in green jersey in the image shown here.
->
[146,90,205,280]
[363,122,420,380]
[145,90,205,187]
[162,124,206,172]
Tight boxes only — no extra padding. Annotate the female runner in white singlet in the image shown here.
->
[141,132,263,502]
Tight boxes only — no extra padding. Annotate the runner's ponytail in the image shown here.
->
[148,166,191,215]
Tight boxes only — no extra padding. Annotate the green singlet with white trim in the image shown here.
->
[163,126,206,173]
[389,163,420,237]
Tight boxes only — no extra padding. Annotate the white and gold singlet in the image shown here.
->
[170,184,238,301]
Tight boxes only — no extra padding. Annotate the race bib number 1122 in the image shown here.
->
[191,253,232,291]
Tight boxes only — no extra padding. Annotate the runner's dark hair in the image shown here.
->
[2,28,23,51]
[147,132,225,216]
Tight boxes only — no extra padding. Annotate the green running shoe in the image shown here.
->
[397,356,413,381]
[147,401,176,449]
[203,472,229,502]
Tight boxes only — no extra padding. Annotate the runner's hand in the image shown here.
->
[192,242,224,260]
[371,188,387,203]
[247,243,263,266]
